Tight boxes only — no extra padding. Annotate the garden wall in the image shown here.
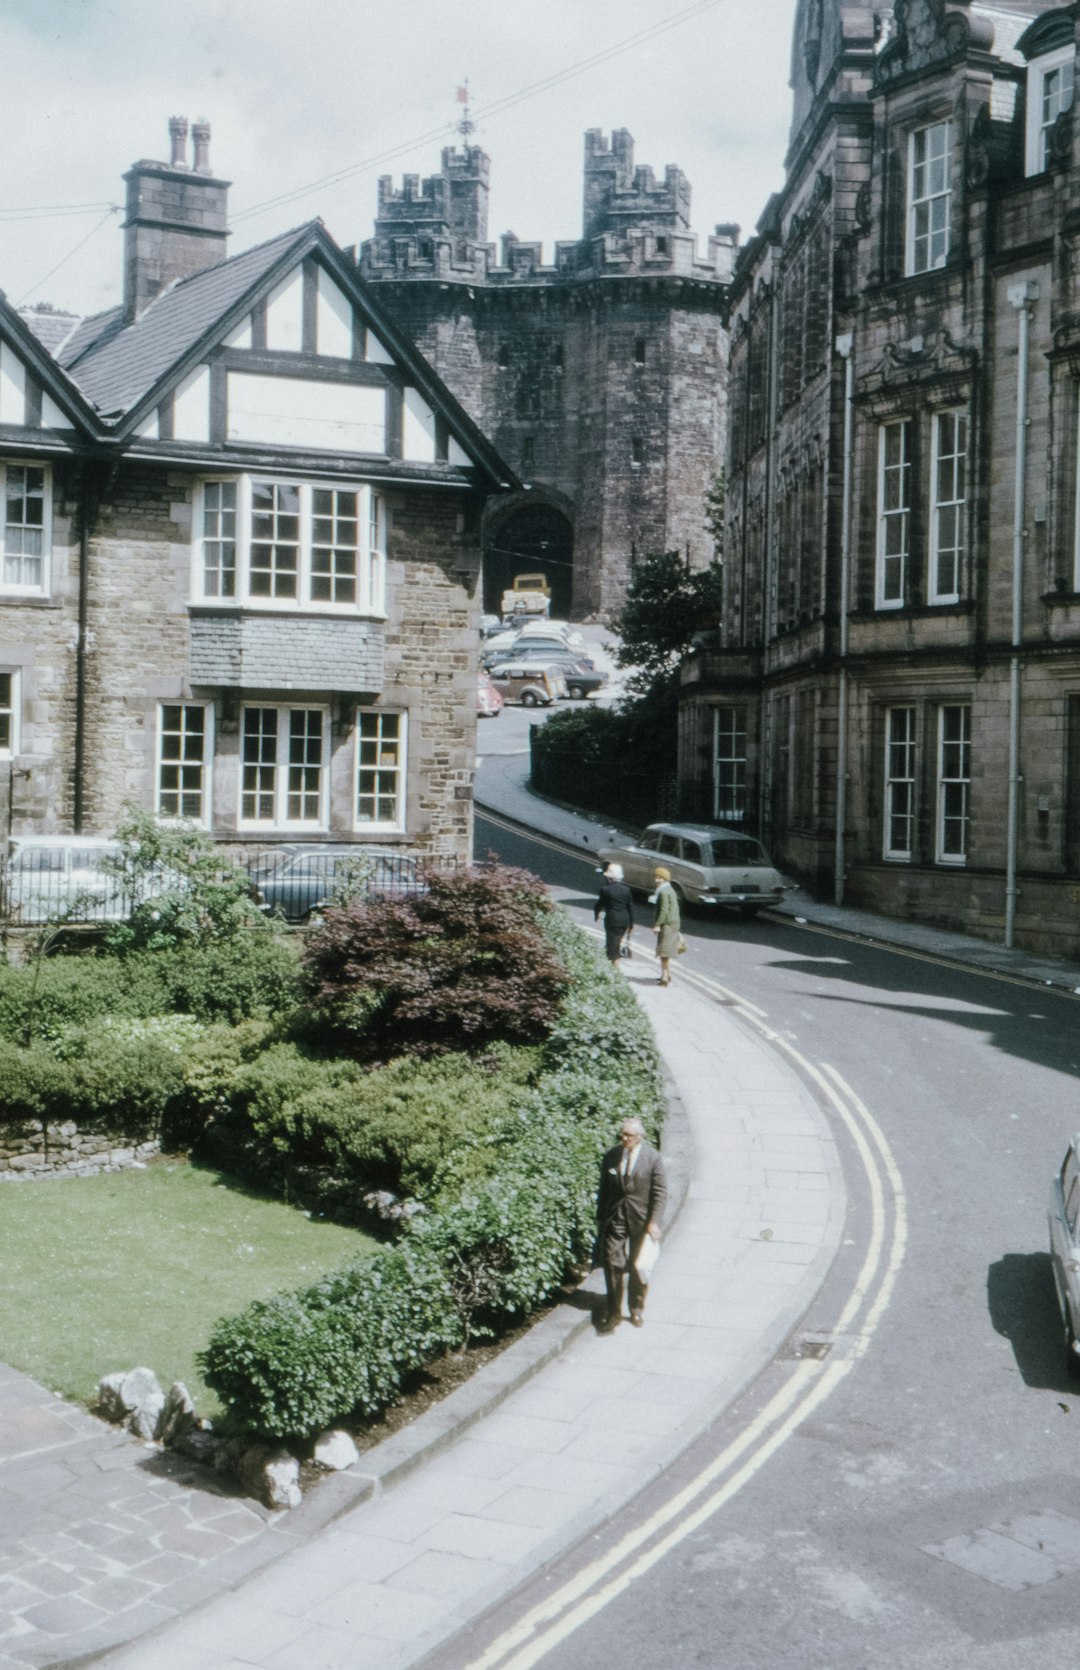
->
[0,1121,160,1180]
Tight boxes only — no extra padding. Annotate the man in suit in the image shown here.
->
[596,1116,667,1331]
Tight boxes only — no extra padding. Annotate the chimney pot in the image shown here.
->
[192,121,212,175]
[168,115,189,169]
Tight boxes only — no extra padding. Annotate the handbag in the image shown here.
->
[676,935,688,955]
[620,934,633,959]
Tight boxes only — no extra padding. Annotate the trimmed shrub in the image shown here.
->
[199,913,666,1440]
[0,1030,188,1141]
[302,865,569,1058]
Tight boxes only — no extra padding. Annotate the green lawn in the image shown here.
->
[0,1159,376,1417]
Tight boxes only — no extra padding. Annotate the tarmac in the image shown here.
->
[2,737,1080,1670]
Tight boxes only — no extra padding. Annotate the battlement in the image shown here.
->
[361,130,735,289]
[582,128,691,241]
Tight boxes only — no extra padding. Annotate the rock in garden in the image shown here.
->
[158,1381,198,1445]
[239,1444,302,1510]
[312,1429,360,1471]
[96,1366,163,1434]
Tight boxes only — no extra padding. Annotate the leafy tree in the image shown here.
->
[615,549,725,700]
[103,806,267,954]
[704,468,726,564]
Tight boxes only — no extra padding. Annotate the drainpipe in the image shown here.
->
[834,333,854,906]
[73,464,94,833]
[1005,282,1038,948]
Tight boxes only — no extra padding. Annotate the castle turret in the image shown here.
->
[582,128,690,241]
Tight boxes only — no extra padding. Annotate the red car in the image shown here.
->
[477,671,504,718]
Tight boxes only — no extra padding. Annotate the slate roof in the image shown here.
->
[17,306,83,357]
[61,226,307,418]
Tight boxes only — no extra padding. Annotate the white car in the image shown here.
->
[3,836,129,924]
[1049,1133,1080,1376]
[598,822,785,916]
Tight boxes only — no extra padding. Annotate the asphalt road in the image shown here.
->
[453,812,1080,1670]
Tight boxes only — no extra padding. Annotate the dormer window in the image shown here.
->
[1026,47,1075,173]
[906,120,951,275]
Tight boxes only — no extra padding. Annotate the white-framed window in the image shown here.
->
[0,669,18,757]
[877,420,911,608]
[907,120,951,275]
[356,710,407,831]
[936,703,970,864]
[1026,48,1075,174]
[240,705,329,830]
[1,463,50,596]
[713,705,748,824]
[930,410,966,603]
[194,477,386,615]
[157,703,212,824]
[884,705,916,860]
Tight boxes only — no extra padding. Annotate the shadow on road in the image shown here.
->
[987,1251,1076,1392]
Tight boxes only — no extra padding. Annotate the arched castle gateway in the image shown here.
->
[360,131,736,619]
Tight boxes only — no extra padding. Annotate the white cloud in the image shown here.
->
[1,0,799,316]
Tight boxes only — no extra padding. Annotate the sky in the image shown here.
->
[1,0,800,320]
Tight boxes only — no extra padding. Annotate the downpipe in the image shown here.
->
[1005,283,1037,949]
[834,334,854,906]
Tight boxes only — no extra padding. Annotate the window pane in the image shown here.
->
[937,704,970,862]
[250,483,300,598]
[311,489,359,604]
[885,706,915,858]
[878,422,910,605]
[286,710,324,822]
[714,705,748,823]
[3,467,46,588]
[356,711,404,826]
[0,671,12,753]
[202,482,237,599]
[909,122,951,274]
[242,708,278,822]
[158,704,207,821]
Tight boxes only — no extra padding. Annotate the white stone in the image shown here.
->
[312,1429,360,1471]
[240,1444,302,1510]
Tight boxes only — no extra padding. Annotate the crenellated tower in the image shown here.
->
[361,130,736,618]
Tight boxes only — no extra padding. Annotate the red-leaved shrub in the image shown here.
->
[301,865,569,1058]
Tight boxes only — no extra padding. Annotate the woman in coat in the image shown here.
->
[594,862,634,965]
[651,865,681,986]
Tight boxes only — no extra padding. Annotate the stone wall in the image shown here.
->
[0,1122,159,1181]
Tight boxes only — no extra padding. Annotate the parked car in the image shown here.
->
[477,670,504,718]
[489,651,605,700]
[248,845,424,922]
[481,636,595,671]
[597,822,786,915]
[486,662,566,707]
[479,614,503,639]
[1049,1132,1080,1376]
[3,836,129,924]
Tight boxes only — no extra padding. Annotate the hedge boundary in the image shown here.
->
[199,913,666,1440]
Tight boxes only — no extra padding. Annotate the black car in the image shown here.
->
[248,845,423,921]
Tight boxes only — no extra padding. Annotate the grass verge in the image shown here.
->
[0,1156,376,1415]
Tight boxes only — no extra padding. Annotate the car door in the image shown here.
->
[619,828,661,892]
[674,837,709,904]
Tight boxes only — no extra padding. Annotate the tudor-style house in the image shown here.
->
[1,120,514,874]
[680,0,1080,955]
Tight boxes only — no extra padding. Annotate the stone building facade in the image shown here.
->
[680,0,1080,955]
[360,130,735,618]
[1,122,515,868]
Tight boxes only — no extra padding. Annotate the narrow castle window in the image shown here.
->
[631,436,644,467]
[656,236,668,255]
[498,345,511,369]
[634,338,647,365]
[552,344,564,370]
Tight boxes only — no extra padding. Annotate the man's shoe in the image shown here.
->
[629,1311,644,1328]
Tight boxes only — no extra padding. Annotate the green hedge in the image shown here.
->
[200,913,664,1438]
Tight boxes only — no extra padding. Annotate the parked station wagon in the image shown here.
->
[598,822,785,915]
[4,836,128,924]
[486,662,567,708]
[1049,1132,1080,1376]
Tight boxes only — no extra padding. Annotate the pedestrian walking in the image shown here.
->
[651,865,681,986]
[595,1116,667,1331]
[594,861,634,966]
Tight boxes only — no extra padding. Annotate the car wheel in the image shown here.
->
[520,690,540,707]
[567,684,585,701]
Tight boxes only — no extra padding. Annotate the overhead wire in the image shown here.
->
[15,207,120,307]
[231,0,726,226]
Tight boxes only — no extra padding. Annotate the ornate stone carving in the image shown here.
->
[859,328,977,399]
[876,0,993,87]
[1049,109,1074,169]
[854,180,873,235]
[966,105,991,190]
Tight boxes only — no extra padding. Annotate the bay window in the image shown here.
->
[196,477,386,614]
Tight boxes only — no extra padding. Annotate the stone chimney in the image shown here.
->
[122,117,230,323]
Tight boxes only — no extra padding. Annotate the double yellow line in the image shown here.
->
[464,965,908,1670]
